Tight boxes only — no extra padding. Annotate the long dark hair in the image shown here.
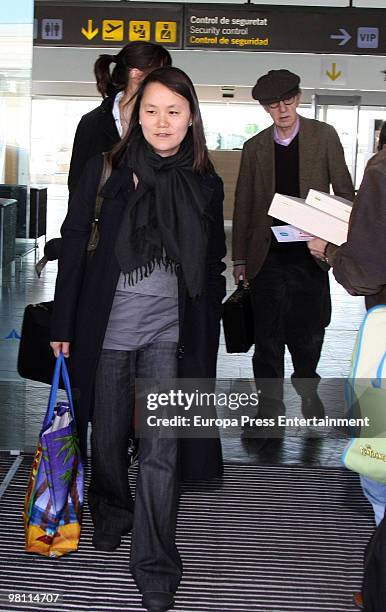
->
[109,66,214,175]
[94,41,172,99]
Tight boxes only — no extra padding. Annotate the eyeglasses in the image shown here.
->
[267,96,296,110]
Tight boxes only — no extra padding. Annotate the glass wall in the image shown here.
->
[29,99,316,188]
[0,1,33,452]
[0,3,33,186]
[30,96,386,194]
[201,102,314,150]
[314,104,386,188]
[30,98,98,185]
[357,108,386,185]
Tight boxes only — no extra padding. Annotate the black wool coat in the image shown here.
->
[68,97,120,197]
[51,156,227,481]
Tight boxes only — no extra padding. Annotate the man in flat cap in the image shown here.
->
[232,69,354,424]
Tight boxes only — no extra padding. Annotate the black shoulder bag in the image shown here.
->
[17,156,112,385]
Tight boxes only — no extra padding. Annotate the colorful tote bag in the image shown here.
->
[342,305,386,483]
[24,352,84,557]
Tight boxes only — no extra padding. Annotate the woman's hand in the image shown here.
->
[50,341,70,358]
[307,238,329,262]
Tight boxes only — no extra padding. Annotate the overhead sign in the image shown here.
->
[34,2,183,48]
[321,58,347,86]
[326,63,341,82]
[34,3,386,55]
[102,20,124,42]
[184,5,386,54]
[41,18,63,41]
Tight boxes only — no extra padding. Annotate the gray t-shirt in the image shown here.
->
[103,266,179,351]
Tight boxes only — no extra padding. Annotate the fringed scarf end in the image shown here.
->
[122,256,178,287]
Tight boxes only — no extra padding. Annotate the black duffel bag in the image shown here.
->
[17,301,57,386]
[222,281,254,353]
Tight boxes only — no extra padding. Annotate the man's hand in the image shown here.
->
[233,264,249,287]
[50,341,70,358]
[307,238,329,262]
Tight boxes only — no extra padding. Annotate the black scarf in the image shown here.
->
[115,127,210,298]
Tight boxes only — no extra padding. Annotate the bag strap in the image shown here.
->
[87,153,112,254]
[373,351,386,389]
[43,353,75,429]
[94,153,112,225]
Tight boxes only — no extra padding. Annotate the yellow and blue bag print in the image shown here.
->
[24,353,84,557]
[342,305,386,483]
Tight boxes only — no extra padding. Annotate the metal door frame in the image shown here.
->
[313,94,361,186]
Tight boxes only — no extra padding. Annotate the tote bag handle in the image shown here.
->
[43,352,75,430]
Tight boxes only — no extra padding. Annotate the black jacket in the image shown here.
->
[43,97,120,262]
[68,97,120,197]
[52,156,227,480]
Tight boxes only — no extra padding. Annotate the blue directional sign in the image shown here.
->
[357,27,379,49]
[330,28,351,47]
[4,330,21,340]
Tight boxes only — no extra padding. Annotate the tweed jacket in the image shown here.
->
[232,115,355,280]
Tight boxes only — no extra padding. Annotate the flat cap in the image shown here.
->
[252,69,300,104]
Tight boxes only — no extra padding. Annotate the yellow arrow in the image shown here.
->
[326,62,342,81]
[81,19,99,40]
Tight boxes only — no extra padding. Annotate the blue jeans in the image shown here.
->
[360,475,386,526]
[89,342,182,594]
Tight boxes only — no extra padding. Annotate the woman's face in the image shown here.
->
[139,82,192,157]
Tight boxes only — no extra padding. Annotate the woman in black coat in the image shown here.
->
[50,67,226,612]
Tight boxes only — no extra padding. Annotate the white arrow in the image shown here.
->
[330,28,351,46]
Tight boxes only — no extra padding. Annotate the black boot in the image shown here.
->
[301,392,325,420]
[242,396,285,439]
[291,375,325,420]
[92,530,122,552]
[142,591,175,612]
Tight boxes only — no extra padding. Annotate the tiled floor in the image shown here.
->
[0,186,366,464]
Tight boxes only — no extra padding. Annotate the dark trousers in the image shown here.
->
[89,342,182,594]
[249,253,328,411]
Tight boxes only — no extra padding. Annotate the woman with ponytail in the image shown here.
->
[37,42,171,275]
[50,67,226,612]
[68,41,171,196]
